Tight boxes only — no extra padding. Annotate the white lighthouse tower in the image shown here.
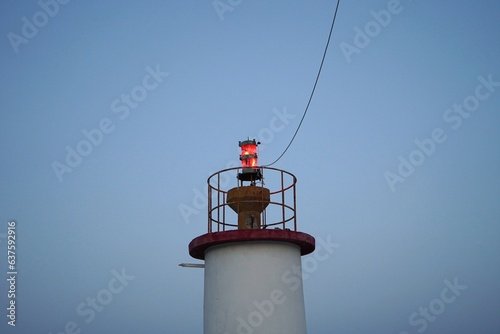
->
[189,139,315,334]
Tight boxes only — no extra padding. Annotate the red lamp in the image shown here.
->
[238,139,261,182]
[240,140,258,168]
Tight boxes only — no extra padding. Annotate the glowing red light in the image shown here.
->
[239,140,258,169]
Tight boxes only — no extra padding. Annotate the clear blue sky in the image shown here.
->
[1,1,499,333]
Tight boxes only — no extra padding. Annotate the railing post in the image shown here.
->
[293,176,297,231]
[208,179,212,233]
[281,170,286,230]
[217,172,221,232]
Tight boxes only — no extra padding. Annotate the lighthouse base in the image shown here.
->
[203,241,308,334]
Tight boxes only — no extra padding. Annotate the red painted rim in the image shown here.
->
[189,229,315,260]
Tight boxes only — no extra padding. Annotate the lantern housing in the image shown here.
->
[238,139,261,182]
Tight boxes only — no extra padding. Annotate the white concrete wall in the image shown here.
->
[204,241,307,334]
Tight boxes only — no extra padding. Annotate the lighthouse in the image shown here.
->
[189,139,315,334]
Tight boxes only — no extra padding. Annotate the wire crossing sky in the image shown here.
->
[264,0,341,167]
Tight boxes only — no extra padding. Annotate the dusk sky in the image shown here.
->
[1,1,499,333]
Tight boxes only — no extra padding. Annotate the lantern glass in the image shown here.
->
[239,141,258,169]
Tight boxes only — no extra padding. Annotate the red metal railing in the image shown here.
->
[207,166,298,233]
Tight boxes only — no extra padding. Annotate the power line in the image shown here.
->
[264,0,341,167]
